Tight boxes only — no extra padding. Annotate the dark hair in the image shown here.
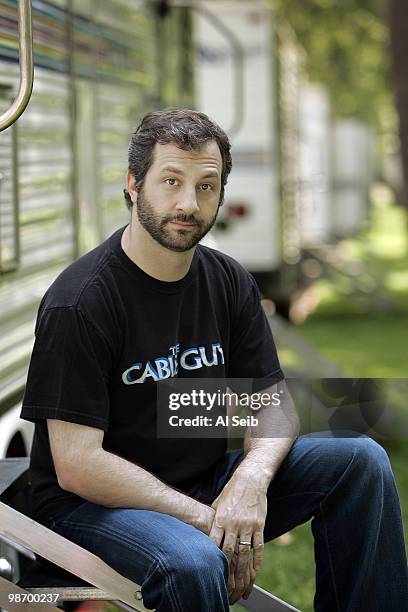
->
[124,108,232,209]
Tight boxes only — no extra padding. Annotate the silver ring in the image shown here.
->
[239,541,252,546]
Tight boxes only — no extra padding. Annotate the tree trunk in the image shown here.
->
[389,0,408,209]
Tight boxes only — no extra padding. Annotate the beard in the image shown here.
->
[135,187,219,252]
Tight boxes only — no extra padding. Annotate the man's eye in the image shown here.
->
[165,178,178,186]
[200,183,212,191]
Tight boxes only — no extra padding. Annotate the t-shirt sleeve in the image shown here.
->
[20,306,111,431]
[228,274,284,391]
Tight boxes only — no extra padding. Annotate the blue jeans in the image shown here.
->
[46,433,408,611]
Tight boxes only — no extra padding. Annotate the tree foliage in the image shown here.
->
[389,0,408,207]
[271,0,392,128]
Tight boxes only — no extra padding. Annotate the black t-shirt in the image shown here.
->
[20,226,284,524]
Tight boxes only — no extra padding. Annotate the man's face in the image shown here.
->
[129,141,223,252]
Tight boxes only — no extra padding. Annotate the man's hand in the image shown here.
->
[228,541,257,604]
[208,465,267,598]
[208,380,299,601]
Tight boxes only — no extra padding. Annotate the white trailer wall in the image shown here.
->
[299,84,331,246]
[332,119,374,237]
[194,0,281,271]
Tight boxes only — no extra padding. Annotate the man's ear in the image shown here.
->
[126,170,138,206]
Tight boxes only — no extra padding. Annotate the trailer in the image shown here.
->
[194,0,307,309]
[298,83,332,247]
[332,118,374,238]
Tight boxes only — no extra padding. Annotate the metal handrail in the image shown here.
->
[0,0,34,133]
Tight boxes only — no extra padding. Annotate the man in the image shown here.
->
[21,109,407,611]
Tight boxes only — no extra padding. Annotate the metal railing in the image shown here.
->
[0,0,34,132]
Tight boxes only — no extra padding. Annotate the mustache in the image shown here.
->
[165,214,201,226]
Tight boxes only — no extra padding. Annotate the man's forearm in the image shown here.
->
[236,435,296,490]
[235,381,300,489]
[61,448,213,533]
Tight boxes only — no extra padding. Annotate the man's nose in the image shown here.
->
[175,187,199,214]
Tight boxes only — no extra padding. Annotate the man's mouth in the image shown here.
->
[169,220,198,228]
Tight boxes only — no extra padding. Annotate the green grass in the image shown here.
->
[298,200,408,377]
[299,316,407,377]
[256,527,315,611]
[261,194,408,611]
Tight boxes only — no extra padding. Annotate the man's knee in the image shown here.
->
[143,539,229,611]
[351,436,391,472]
[171,539,228,582]
[335,434,394,490]
[165,538,228,587]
